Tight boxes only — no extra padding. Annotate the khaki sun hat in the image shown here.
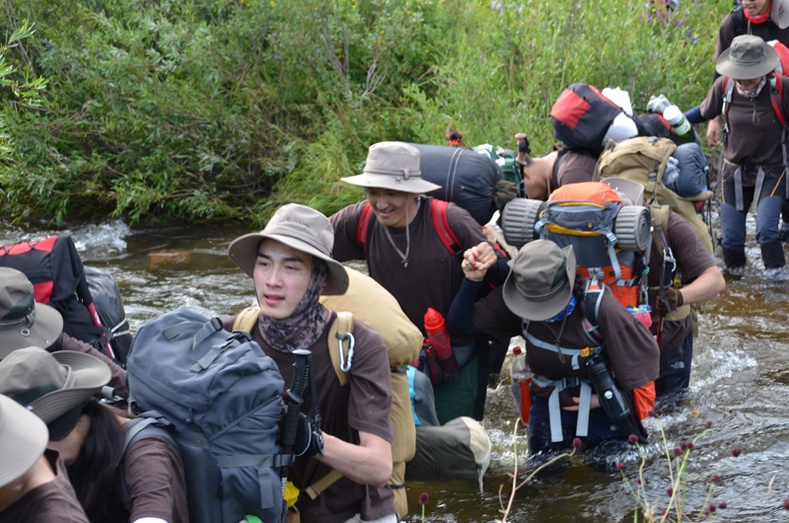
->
[0,393,48,486]
[228,203,349,295]
[0,346,111,425]
[0,267,64,359]
[341,141,441,194]
[502,240,577,321]
[716,34,780,79]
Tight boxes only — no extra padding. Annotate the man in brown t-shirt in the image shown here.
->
[226,203,396,523]
[516,147,597,200]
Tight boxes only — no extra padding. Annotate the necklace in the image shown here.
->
[381,197,412,267]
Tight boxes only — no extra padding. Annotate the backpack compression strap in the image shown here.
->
[327,311,354,386]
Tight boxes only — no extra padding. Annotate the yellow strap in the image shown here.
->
[232,305,261,333]
[302,469,345,502]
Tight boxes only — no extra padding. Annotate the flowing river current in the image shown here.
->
[2,218,788,522]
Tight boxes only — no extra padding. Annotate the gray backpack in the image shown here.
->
[126,307,291,523]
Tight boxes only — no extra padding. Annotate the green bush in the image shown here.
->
[0,0,725,226]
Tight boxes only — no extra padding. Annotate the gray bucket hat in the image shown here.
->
[0,346,111,425]
[228,203,349,295]
[341,141,441,194]
[0,267,64,359]
[502,240,577,321]
[0,393,48,486]
[716,34,780,79]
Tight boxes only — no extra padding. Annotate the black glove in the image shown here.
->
[293,413,324,457]
[654,286,683,316]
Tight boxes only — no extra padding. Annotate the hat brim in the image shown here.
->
[228,233,349,296]
[341,173,441,194]
[0,394,48,485]
[26,350,112,424]
[772,0,789,29]
[716,44,780,79]
[0,302,64,359]
[501,244,577,321]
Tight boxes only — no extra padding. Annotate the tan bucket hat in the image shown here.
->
[0,267,64,359]
[228,203,349,295]
[716,34,780,79]
[502,240,577,321]
[0,346,111,425]
[341,141,441,194]
[0,393,48,486]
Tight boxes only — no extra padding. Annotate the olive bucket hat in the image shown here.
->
[0,393,48,486]
[716,34,780,80]
[0,267,64,359]
[502,240,577,321]
[0,346,111,425]
[228,203,349,295]
[341,141,441,194]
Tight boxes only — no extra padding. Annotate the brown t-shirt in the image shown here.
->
[222,313,394,523]
[0,449,89,523]
[550,148,598,190]
[700,75,789,170]
[647,211,716,355]
[472,286,659,391]
[714,13,789,61]
[331,197,504,339]
[124,436,189,523]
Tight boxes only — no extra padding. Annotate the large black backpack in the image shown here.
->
[126,307,291,523]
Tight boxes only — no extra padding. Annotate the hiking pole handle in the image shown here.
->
[282,349,311,454]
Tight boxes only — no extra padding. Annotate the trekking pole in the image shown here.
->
[282,349,311,457]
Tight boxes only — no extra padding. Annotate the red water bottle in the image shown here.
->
[423,308,460,383]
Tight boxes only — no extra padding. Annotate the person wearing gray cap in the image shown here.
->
[701,34,789,278]
[447,240,659,454]
[330,141,510,423]
[226,203,396,523]
[0,267,129,397]
[0,346,189,523]
[0,391,89,522]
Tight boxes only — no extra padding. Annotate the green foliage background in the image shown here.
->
[0,0,727,226]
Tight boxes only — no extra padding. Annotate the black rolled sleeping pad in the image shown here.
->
[408,143,503,225]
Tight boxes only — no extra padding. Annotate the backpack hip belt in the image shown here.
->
[531,374,594,443]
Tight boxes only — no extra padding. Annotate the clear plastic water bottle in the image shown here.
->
[647,94,671,114]
[663,105,694,142]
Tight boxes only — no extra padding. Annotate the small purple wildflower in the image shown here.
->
[572,437,583,450]
[732,448,741,457]
[628,434,639,445]
[419,492,429,505]
[710,474,721,484]
[617,462,626,471]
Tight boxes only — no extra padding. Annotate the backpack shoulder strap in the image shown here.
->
[355,203,376,254]
[769,73,787,126]
[581,283,606,345]
[232,305,261,333]
[731,5,746,36]
[429,199,463,255]
[326,311,354,387]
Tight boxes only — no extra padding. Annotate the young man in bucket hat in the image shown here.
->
[0,267,128,397]
[330,141,510,424]
[701,34,789,277]
[447,240,659,453]
[0,391,89,522]
[225,203,396,523]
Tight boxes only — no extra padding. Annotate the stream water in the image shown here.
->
[2,217,788,522]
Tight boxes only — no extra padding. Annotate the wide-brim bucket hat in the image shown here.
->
[502,240,577,321]
[0,267,64,359]
[716,34,780,79]
[341,141,441,194]
[772,0,789,29]
[0,393,48,486]
[0,346,111,425]
[228,203,349,295]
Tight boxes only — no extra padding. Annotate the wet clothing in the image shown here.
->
[123,434,189,523]
[331,197,509,422]
[0,449,89,523]
[222,313,395,523]
[448,280,659,451]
